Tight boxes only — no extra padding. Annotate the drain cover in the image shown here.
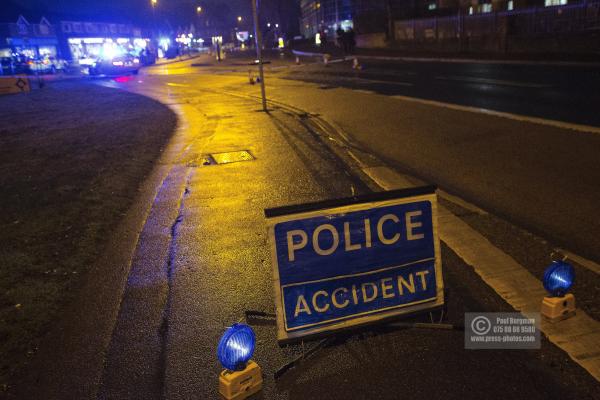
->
[210,150,254,164]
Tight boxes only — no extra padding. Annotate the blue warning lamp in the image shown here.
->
[217,323,256,371]
[543,260,575,297]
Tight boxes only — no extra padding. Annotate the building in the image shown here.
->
[299,0,590,42]
[0,15,59,61]
[300,0,355,37]
[57,20,146,64]
[1,0,150,65]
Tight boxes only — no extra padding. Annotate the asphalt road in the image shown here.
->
[284,58,600,127]
[269,57,600,264]
[92,59,599,399]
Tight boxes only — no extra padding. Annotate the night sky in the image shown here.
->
[7,0,298,33]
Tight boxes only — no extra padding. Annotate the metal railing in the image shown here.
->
[395,1,600,41]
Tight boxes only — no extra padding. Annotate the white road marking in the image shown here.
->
[353,89,376,95]
[390,94,600,135]
[361,165,600,382]
[344,54,600,67]
[436,75,551,88]
[555,248,600,275]
[361,166,415,190]
[346,151,367,169]
[329,75,413,87]
[358,78,413,87]
[438,190,488,216]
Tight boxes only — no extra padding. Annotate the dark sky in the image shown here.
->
[10,0,241,28]
[9,0,297,33]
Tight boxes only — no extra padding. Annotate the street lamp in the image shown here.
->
[151,0,158,29]
[237,16,243,22]
[196,6,202,14]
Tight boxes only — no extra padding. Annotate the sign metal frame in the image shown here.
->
[266,186,444,345]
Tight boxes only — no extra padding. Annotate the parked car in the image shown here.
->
[25,56,67,74]
[0,57,15,75]
[88,55,140,76]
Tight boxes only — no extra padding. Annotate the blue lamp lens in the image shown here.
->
[543,260,575,297]
[217,323,256,371]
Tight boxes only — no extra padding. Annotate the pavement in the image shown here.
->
[10,54,600,399]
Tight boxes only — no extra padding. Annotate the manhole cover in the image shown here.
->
[210,150,254,164]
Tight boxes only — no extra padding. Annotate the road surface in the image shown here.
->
[13,54,600,399]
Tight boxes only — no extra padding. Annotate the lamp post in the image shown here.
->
[151,0,158,37]
[251,0,267,112]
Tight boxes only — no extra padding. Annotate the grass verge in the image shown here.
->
[0,80,177,392]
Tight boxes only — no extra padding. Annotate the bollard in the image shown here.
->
[352,57,362,70]
[248,70,255,85]
[323,54,330,67]
[295,56,300,65]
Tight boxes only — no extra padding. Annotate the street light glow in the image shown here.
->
[237,16,242,22]
[151,0,157,6]
[196,6,202,13]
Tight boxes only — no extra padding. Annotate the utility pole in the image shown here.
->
[252,0,268,112]
[386,0,394,41]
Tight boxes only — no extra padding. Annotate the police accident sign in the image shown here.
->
[265,186,444,344]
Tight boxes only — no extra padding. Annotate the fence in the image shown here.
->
[394,2,600,53]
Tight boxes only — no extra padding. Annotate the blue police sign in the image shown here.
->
[266,186,444,344]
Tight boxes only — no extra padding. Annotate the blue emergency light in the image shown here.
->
[217,323,256,371]
[543,260,575,297]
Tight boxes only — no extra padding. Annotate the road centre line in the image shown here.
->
[360,165,600,382]
[435,75,551,88]
[327,75,413,87]
[357,78,413,86]
[390,94,600,135]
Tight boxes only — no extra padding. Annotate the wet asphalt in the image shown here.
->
[87,61,600,399]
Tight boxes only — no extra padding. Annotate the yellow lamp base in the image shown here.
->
[219,360,263,400]
[541,293,576,323]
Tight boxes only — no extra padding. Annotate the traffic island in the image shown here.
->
[0,80,177,394]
